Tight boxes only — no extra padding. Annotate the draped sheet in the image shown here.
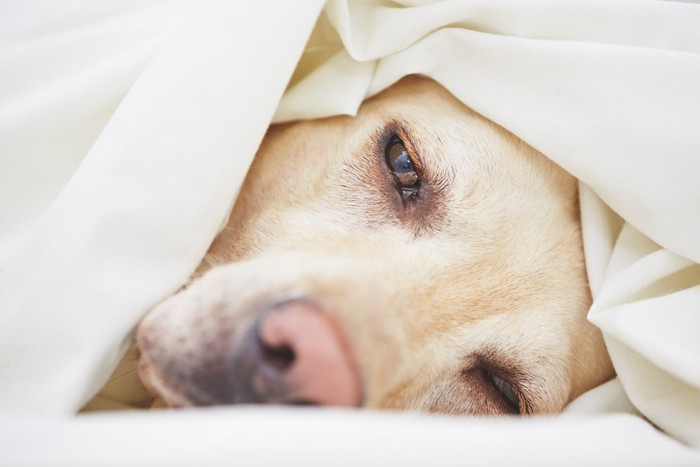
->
[1,0,699,463]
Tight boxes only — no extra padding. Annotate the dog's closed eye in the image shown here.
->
[483,369,523,414]
[463,361,531,415]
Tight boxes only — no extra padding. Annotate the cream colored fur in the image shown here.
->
[137,76,614,415]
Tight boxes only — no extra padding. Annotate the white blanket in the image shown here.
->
[1,0,699,463]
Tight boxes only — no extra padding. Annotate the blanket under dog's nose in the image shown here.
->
[0,0,699,455]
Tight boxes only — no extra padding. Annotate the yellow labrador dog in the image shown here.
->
[137,76,614,415]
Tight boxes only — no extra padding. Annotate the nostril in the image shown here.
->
[258,339,295,371]
[232,299,363,407]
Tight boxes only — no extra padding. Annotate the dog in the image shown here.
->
[136,75,614,415]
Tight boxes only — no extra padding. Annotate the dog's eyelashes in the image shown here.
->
[385,135,420,200]
[484,370,522,414]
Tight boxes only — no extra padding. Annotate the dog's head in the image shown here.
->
[137,76,613,415]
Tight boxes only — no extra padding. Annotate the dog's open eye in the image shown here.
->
[385,135,419,199]
[484,370,522,414]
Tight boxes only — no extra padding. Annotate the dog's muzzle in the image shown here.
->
[140,298,364,408]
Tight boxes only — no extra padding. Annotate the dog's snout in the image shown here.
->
[230,299,363,407]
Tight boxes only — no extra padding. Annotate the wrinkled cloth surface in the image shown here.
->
[1,0,699,464]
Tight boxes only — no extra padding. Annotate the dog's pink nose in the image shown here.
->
[236,300,363,407]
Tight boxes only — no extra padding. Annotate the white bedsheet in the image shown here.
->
[1,0,699,463]
[3,408,700,467]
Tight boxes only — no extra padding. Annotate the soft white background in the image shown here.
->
[1,0,699,464]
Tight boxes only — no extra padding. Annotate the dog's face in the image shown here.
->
[137,76,613,416]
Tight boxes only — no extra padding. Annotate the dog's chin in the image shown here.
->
[136,348,197,409]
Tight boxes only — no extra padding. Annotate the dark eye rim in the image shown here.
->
[483,369,524,414]
[380,126,423,201]
[465,358,531,416]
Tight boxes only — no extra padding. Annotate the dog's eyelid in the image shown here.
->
[382,127,425,204]
[466,355,532,416]
[392,127,424,173]
[484,370,521,414]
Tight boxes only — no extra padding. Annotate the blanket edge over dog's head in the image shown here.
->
[0,0,699,448]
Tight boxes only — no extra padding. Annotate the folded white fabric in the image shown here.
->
[0,0,699,457]
[0,0,325,414]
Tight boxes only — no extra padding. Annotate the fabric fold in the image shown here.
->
[1,0,699,451]
[0,0,324,416]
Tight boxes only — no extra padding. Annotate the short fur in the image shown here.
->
[137,76,614,415]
